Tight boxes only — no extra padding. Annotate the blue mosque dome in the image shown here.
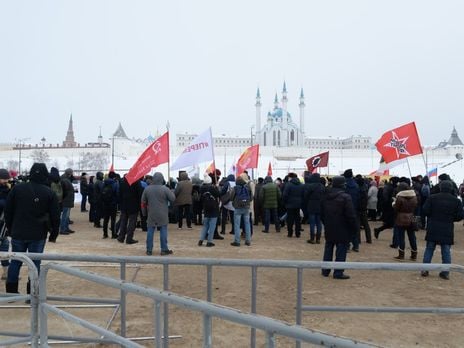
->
[269,108,291,119]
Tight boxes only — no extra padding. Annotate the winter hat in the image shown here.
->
[343,169,353,178]
[332,176,346,189]
[239,172,250,183]
[438,173,450,181]
[0,169,10,180]
[29,163,49,184]
[203,173,212,184]
[64,168,73,176]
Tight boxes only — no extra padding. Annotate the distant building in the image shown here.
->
[436,127,463,148]
[62,114,78,147]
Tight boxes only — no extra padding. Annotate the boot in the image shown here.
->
[6,282,19,293]
[1,265,8,280]
[307,236,315,244]
[316,235,321,244]
[410,250,418,261]
[394,249,405,260]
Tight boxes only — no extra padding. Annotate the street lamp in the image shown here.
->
[15,137,30,175]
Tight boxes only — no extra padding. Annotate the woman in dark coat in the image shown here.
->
[303,173,325,244]
[421,180,464,279]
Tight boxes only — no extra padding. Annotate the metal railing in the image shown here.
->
[1,252,464,347]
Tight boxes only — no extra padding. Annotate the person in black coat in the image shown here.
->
[320,176,357,280]
[117,176,143,244]
[282,173,304,238]
[303,173,325,244]
[198,174,220,246]
[4,163,60,294]
[421,180,464,280]
[80,172,89,212]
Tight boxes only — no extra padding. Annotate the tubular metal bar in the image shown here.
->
[19,253,464,274]
[47,335,182,345]
[0,336,33,346]
[154,300,162,348]
[163,263,169,348]
[204,265,213,348]
[45,295,119,304]
[0,295,29,303]
[251,266,257,348]
[120,261,127,337]
[302,306,464,314]
[266,332,275,348]
[295,267,303,348]
[41,303,143,348]
[42,263,376,347]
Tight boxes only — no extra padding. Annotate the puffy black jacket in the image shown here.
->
[282,177,304,209]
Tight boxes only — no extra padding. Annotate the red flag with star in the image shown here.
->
[306,151,329,173]
[125,132,170,185]
[375,122,423,163]
[236,144,259,175]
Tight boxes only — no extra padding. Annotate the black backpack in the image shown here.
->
[202,191,217,212]
[101,182,114,205]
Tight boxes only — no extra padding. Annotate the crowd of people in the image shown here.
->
[1,162,464,296]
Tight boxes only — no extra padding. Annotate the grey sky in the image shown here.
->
[1,1,463,146]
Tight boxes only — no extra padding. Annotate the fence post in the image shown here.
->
[204,265,213,347]
[154,300,162,348]
[163,264,169,348]
[295,267,303,348]
[39,266,49,347]
[251,266,257,348]
[120,261,127,337]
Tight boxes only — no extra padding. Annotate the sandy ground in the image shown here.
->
[2,207,464,348]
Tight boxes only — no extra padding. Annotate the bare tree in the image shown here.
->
[77,152,109,171]
[31,149,50,165]
[7,160,19,171]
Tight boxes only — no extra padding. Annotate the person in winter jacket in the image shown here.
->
[421,180,464,279]
[93,171,104,228]
[174,171,193,229]
[282,173,304,238]
[259,176,281,233]
[117,176,143,244]
[5,163,60,294]
[219,174,236,234]
[230,173,253,246]
[343,169,361,251]
[392,181,418,261]
[303,173,324,244]
[141,172,176,255]
[0,169,11,280]
[198,174,220,247]
[59,168,75,234]
[101,172,118,239]
[367,180,378,221]
[320,176,357,279]
[80,172,89,212]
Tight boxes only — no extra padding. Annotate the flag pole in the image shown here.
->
[406,158,413,178]
[209,127,218,185]
[166,121,170,185]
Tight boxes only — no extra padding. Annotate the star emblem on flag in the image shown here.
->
[384,131,410,158]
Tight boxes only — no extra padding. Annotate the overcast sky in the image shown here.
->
[1,1,463,146]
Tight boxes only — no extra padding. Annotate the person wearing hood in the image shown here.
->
[93,171,105,228]
[4,163,60,294]
[392,181,418,261]
[230,173,253,246]
[343,169,361,251]
[320,176,357,279]
[80,172,89,212]
[174,171,193,229]
[59,168,75,235]
[219,174,236,234]
[303,173,325,244]
[421,180,464,279]
[141,172,176,256]
[259,175,281,233]
[282,173,304,238]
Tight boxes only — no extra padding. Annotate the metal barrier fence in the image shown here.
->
[1,252,464,347]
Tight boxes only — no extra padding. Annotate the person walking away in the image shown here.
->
[355,175,372,243]
[282,173,304,238]
[174,171,193,229]
[421,180,464,279]
[367,180,378,221]
[141,172,176,255]
[59,168,75,235]
[303,173,324,244]
[419,176,431,230]
[101,173,118,239]
[0,169,11,279]
[80,172,89,212]
[320,176,357,279]
[93,171,104,228]
[117,176,143,244]
[343,169,361,251]
[5,163,60,294]
[259,176,281,233]
[198,174,220,247]
[392,181,418,261]
[230,174,252,246]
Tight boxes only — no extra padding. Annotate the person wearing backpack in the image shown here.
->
[101,173,118,239]
[230,174,252,246]
[198,174,220,247]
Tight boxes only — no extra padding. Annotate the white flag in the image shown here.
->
[171,128,214,170]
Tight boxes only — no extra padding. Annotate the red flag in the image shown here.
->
[125,132,169,185]
[375,122,423,163]
[306,151,329,173]
[236,144,259,175]
[267,161,272,176]
[109,163,114,174]
[205,161,215,174]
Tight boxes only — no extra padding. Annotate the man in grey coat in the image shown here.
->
[141,172,176,255]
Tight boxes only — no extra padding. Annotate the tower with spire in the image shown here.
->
[62,114,77,147]
[255,82,306,147]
